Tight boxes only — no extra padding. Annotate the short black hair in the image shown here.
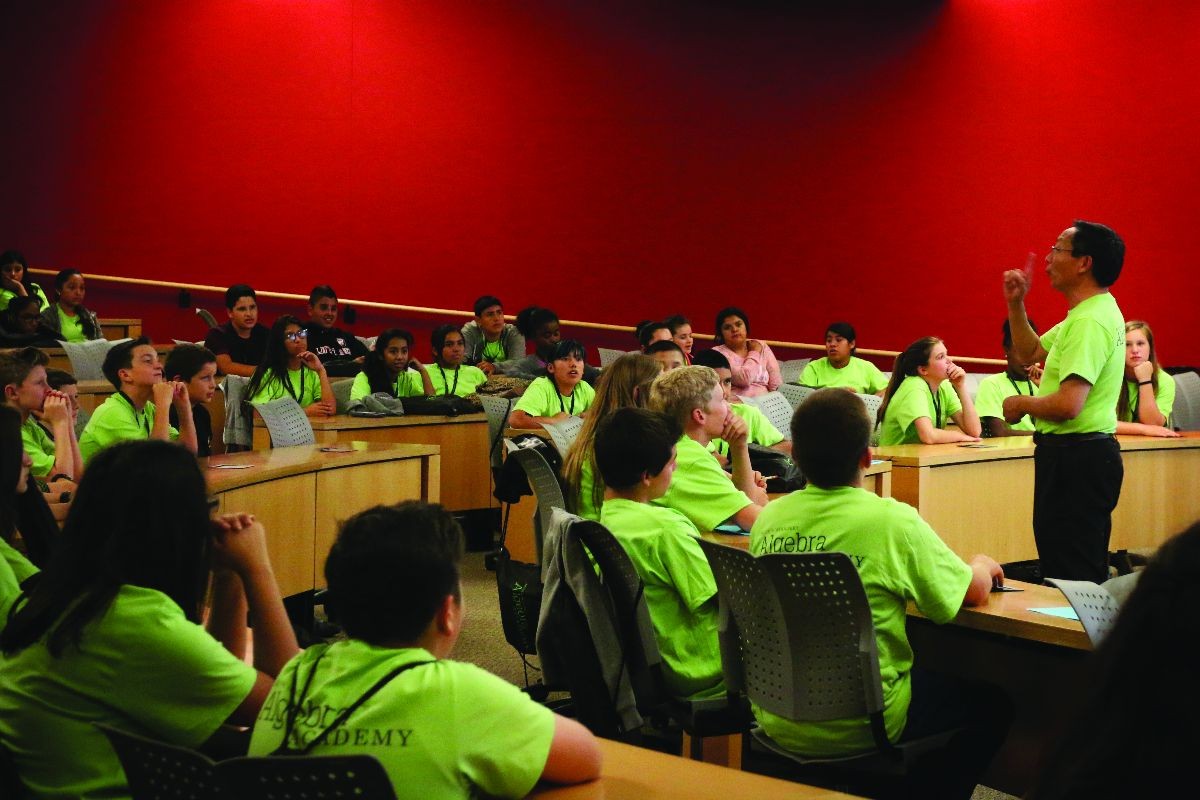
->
[636,320,671,349]
[324,502,464,645]
[164,344,217,382]
[1001,317,1038,349]
[224,284,256,310]
[549,339,586,362]
[45,368,77,390]
[0,250,26,269]
[308,284,337,305]
[826,321,856,342]
[692,349,730,371]
[791,389,871,488]
[473,295,502,316]
[645,339,685,359]
[1071,219,1125,287]
[101,336,152,390]
[514,306,559,339]
[594,407,682,491]
[431,323,462,352]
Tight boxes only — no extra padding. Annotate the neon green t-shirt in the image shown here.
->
[651,435,753,531]
[711,402,785,456]
[79,392,180,464]
[21,416,57,477]
[0,539,36,630]
[573,456,602,521]
[248,641,556,799]
[1035,292,1125,435]
[513,376,596,418]
[878,376,962,446]
[799,357,888,394]
[57,304,88,343]
[749,485,972,757]
[0,585,257,799]
[350,369,426,401]
[1120,374,1176,423]
[482,340,506,362]
[0,283,49,312]
[974,372,1037,433]
[248,367,323,407]
[600,498,724,700]
[427,364,488,398]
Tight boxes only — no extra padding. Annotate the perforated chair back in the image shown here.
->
[744,391,795,440]
[856,392,883,426]
[779,358,811,385]
[222,375,253,449]
[1045,578,1120,646]
[598,347,627,368]
[330,377,354,414]
[252,397,315,447]
[220,754,396,800]
[543,415,585,457]
[96,723,220,800]
[778,382,816,409]
[1172,371,1200,431]
[61,337,129,381]
[510,446,566,563]
[195,308,219,329]
[479,395,513,468]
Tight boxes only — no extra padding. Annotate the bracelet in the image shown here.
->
[1138,380,1153,386]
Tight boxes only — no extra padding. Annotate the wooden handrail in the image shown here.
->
[30,268,1005,367]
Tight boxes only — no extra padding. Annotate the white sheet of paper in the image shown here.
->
[1029,606,1080,621]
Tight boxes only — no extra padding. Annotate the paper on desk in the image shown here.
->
[208,463,255,470]
[1029,606,1079,621]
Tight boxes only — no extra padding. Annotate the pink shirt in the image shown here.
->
[714,341,782,397]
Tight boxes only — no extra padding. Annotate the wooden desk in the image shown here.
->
[203,442,440,595]
[875,433,1200,563]
[529,739,855,799]
[75,379,115,414]
[99,318,141,340]
[253,413,491,513]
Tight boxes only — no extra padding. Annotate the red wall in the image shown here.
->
[2,0,1198,365]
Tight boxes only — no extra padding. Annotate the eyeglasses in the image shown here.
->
[1049,245,1076,256]
[284,330,309,342]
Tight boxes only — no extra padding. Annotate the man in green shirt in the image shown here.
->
[649,366,768,531]
[79,337,198,463]
[1,346,84,482]
[750,388,1008,798]
[1002,220,1127,582]
[595,407,724,700]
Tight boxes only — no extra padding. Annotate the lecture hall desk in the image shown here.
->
[253,413,492,514]
[873,433,1200,563]
[202,442,440,596]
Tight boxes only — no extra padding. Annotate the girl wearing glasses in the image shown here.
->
[246,315,335,417]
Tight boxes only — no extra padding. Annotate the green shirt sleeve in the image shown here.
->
[731,403,784,447]
[80,395,176,464]
[652,436,753,530]
[21,417,57,477]
[349,371,371,402]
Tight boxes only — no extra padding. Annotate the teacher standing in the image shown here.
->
[1001,220,1126,583]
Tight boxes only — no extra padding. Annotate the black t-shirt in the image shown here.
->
[170,402,212,457]
[204,322,269,370]
[303,324,368,376]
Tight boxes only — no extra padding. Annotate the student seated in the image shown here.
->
[712,306,781,398]
[0,296,60,346]
[499,306,602,384]
[1,347,84,483]
[246,316,336,418]
[799,321,888,395]
[461,295,525,376]
[664,314,694,364]
[247,501,601,797]
[40,268,102,343]
[749,388,1010,798]
[164,344,219,456]
[635,320,672,352]
[78,337,198,463]
[0,440,299,798]
[1115,320,1179,438]
[45,368,89,439]
[352,328,434,401]
[0,250,49,313]
[648,366,768,531]
[1,405,48,604]
[204,283,270,378]
[878,336,982,445]
[427,324,489,398]
[693,349,790,456]
[509,340,596,429]
[562,353,661,520]
[976,319,1042,437]
[303,285,368,377]
[596,407,724,699]
[645,339,686,372]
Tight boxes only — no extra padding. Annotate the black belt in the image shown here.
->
[1033,432,1115,446]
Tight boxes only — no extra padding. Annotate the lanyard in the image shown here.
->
[556,386,576,415]
[1007,376,1034,397]
[436,364,459,396]
[282,368,307,403]
[927,381,942,429]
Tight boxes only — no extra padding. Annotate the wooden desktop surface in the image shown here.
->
[253,412,491,512]
[528,739,856,799]
[203,442,440,596]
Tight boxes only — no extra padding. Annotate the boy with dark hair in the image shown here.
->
[203,283,270,377]
[45,368,88,438]
[303,285,368,376]
[508,340,596,429]
[1,347,83,481]
[247,501,601,797]
[596,408,724,699]
[749,388,1009,798]
[164,344,219,456]
[975,318,1041,437]
[644,339,686,372]
[693,349,789,456]
[461,295,524,375]
[79,337,197,463]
